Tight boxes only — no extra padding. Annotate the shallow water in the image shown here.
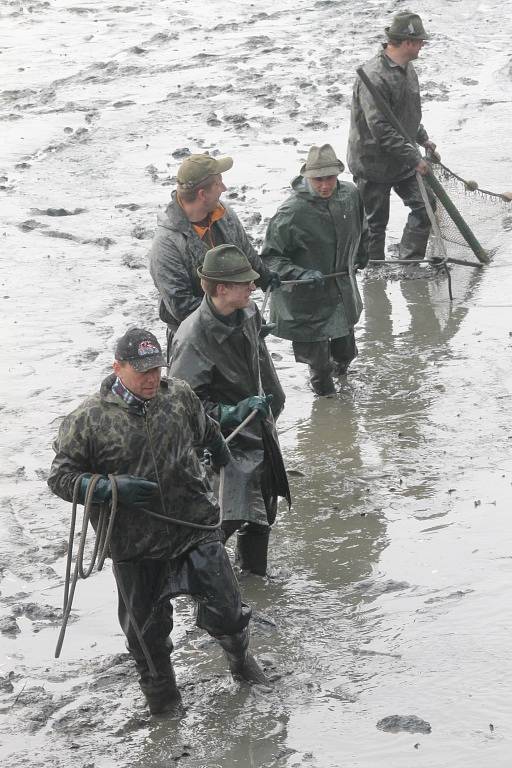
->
[1,0,512,766]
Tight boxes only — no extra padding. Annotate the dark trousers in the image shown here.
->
[293,331,357,375]
[115,540,250,686]
[356,174,436,261]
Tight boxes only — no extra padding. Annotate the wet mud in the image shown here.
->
[2,1,512,766]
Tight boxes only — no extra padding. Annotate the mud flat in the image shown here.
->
[1,1,512,766]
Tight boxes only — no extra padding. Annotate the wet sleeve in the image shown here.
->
[231,211,273,290]
[355,192,369,269]
[416,123,429,147]
[358,72,422,168]
[47,412,94,503]
[261,210,311,280]
[149,233,201,323]
[179,381,224,450]
[169,340,221,420]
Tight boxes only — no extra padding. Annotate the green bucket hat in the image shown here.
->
[197,244,260,283]
[177,153,233,189]
[300,144,345,178]
[385,11,430,41]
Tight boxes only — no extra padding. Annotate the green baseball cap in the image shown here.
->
[177,153,233,189]
[385,11,430,41]
[197,244,260,283]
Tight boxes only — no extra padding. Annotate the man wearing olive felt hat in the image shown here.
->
[347,11,439,262]
[262,144,368,396]
[170,244,291,577]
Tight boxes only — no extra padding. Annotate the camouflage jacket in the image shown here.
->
[347,45,429,183]
[148,192,272,332]
[261,177,368,342]
[48,374,224,562]
[169,297,290,525]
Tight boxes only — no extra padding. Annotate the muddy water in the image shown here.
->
[2,0,512,766]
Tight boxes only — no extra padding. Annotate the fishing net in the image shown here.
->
[425,160,511,263]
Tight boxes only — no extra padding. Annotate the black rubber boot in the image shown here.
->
[235,525,270,576]
[139,665,184,717]
[308,366,336,396]
[216,628,270,685]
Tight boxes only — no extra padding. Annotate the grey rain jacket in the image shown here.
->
[347,45,429,183]
[169,298,290,526]
[149,193,273,332]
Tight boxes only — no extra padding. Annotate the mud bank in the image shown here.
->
[1,1,512,766]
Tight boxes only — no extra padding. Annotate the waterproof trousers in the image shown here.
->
[292,332,357,394]
[222,520,271,577]
[115,539,251,692]
[355,174,435,261]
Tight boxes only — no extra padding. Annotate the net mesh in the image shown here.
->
[426,161,508,262]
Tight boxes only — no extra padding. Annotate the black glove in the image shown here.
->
[78,474,158,508]
[259,322,276,339]
[267,271,281,290]
[206,432,232,472]
[300,269,324,284]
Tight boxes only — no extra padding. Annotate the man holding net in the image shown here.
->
[347,11,439,261]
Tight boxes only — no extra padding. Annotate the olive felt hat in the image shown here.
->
[177,153,233,188]
[300,144,345,178]
[385,11,430,41]
[197,244,260,283]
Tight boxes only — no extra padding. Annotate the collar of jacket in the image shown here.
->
[291,175,339,204]
[199,295,258,344]
[379,43,408,71]
[99,373,168,412]
[161,191,226,236]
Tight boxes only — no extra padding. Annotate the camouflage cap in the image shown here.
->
[115,328,166,371]
[385,11,430,41]
[177,153,233,189]
[197,244,260,283]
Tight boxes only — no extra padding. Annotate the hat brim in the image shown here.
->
[385,27,430,41]
[127,354,166,371]
[197,265,260,283]
[301,161,345,178]
[214,156,233,174]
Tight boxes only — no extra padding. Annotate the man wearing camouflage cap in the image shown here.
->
[48,327,269,717]
[148,152,285,416]
[170,244,291,576]
[347,11,439,261]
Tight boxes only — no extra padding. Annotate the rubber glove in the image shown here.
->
[79,474,158,508]
[219,395,273,428]
[259,321,276,339]
[300,269,324,284]
[205,433,232,472]
[267,271,281,290]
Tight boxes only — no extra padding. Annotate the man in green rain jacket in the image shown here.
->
[262,144,368,396]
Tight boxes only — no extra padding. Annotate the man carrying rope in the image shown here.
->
[347,11,439,262]
[261,144,368,396]
[170,245,290,576]
[48,328,268,717]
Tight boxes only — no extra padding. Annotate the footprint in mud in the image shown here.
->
[377,714,432,734]
[30,208,86,217]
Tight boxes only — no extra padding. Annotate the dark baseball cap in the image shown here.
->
[114,328,166,371]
